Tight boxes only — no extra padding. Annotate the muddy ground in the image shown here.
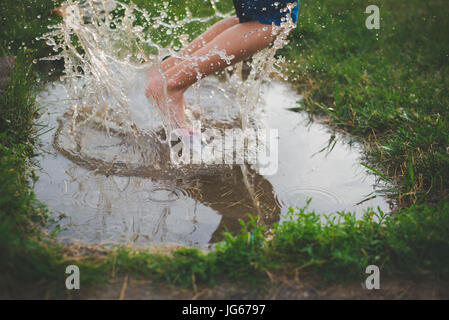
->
[2,273,448,300]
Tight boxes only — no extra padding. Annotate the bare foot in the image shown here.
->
[146,69,193,135]
[145,63,200,120]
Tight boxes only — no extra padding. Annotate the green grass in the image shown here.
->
[55,204,449,288]
[1,0,449,297]
[281,0,449,206]
[0,0,64,60]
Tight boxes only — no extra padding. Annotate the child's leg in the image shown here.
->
[147,20,277,132]
[146,17,239,128]
[166,21,276,90]
[159,16,240,72]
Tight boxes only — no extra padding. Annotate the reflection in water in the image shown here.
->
[46,161,278,247]
[35,81,389,249]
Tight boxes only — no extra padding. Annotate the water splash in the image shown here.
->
[41,0,297,174]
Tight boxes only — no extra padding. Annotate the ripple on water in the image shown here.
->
[136,186,187,204]
[275,186,343,213]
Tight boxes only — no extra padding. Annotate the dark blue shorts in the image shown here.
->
[233,0,300,26]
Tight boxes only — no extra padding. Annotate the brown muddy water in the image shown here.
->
[35,78,389,249]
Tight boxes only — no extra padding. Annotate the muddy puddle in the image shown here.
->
[34,79,389,249]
